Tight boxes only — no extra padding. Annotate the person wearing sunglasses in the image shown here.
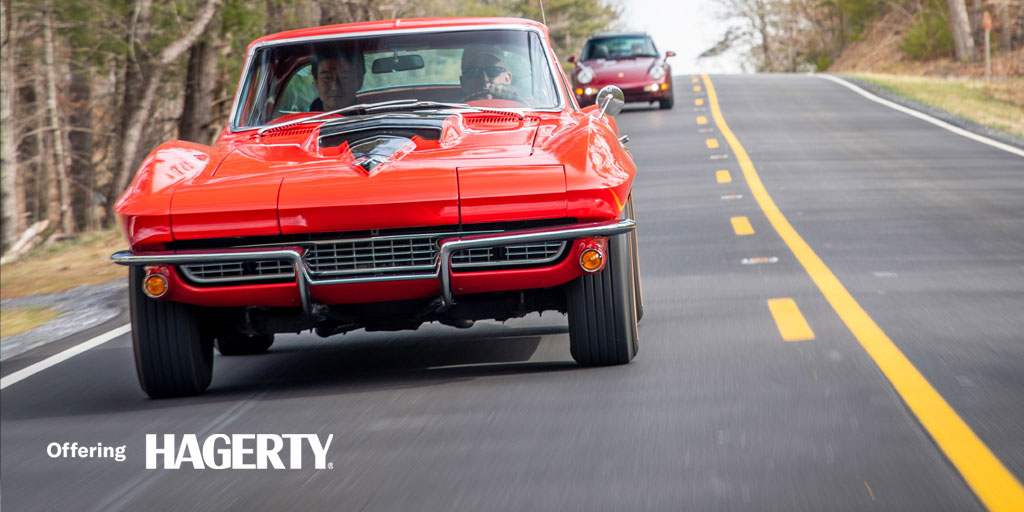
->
[459,44,522,103]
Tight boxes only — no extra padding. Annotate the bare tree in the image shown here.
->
[1,0,20,250]
[947,0,976,60]
[111,0,222,200]
[42,0,74,235]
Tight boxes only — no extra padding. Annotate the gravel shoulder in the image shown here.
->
[0,278,127,361]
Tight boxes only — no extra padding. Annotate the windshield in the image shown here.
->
[233,29,561,129]
[582,36,658,60]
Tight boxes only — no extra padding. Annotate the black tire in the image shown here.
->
[129,267,214,398]
[626,196,644,322]
[659,93,674,110]
[216,332,274,356]
[566,230,639,366]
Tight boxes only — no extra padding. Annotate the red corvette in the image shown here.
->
[569,32,675,109]
[112,17,642,398]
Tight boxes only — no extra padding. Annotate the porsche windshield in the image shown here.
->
[582,36,658,60]
[234,29,561,128]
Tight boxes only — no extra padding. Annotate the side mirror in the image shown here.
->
[567,55,577,64]
[665,51,676,58]
[594,85,625,118]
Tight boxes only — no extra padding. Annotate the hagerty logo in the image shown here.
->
[146,434,334,469]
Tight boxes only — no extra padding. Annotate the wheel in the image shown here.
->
[626,196,644,322]
[129,267,214,398]
[566,227,639,366]
[659,93,674,110]
[216,332,274,355]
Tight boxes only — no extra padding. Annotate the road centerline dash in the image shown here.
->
[767,298,815,342]
[702,73,1024,512]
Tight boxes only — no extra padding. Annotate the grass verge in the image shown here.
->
[847,73,1024,139]
[0,227,127,300]
[1,306,61,337]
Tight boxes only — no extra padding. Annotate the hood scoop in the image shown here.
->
[348,136,416,172]
[318,113,449,149]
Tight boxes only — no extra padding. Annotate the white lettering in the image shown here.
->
[46,442,61,458]
[146,434,175,469]
[144,433,332,469]
[256,434,285,469]
[231,434,255,469]
[307,434,333,470]
[176,435,204,470]
[203,434,231,470]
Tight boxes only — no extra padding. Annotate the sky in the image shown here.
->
[610,0,746,73]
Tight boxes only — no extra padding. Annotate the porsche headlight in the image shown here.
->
[649,65,665,80]
[577,67,594,85]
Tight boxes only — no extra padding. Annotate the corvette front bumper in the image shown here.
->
[112,219,636,313]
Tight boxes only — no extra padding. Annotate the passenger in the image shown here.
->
[459,44,522,102]
[310,48,365,111]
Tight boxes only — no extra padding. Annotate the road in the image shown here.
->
[3,74,1023,511]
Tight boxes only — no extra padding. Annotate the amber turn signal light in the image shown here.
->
[143,273,168,298]
[579,248,604,273]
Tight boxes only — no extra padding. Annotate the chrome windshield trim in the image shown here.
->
[229,24,567,133]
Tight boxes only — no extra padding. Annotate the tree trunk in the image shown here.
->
[947,0,976,61]
[42,0,74,235]
[756,0,772,70]
[68,61,96,231]
[178,32,219,144]
[110,0,222,208]
[998,1,1012,50]
[1,0,21,250]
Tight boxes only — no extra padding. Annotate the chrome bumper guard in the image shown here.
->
[111,219,636,313]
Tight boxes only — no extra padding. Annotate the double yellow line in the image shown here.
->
[701,73,1024,512]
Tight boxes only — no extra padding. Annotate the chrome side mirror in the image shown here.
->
[595,85,625,118]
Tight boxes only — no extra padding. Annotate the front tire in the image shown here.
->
[129,267,214,398]
[566,231,639,366]
[659,93,674,110]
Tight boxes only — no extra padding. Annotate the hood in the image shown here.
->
[169,112,565,238]
[581,57,657,84]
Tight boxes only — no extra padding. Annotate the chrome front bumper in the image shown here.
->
[111,219,636,313]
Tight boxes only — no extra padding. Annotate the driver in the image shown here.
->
[310,48,365,111]
[459,44,522,102]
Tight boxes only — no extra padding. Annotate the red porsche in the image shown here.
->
[569,32,675,109]
[112,17,642,398]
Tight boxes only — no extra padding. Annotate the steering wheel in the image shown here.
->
[462,85,527,106]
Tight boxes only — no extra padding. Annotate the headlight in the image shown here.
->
[577,67,594,85]
[649,66,665,80]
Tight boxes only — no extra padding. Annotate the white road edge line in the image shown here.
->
[0,323,131,390]
[817,73,1024,159]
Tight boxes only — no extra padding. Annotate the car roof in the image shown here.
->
[249,17,550,51]
[587,32,651,40]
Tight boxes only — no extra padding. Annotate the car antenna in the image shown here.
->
[538,0,546,25]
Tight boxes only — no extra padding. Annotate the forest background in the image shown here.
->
[0,0,1021,258]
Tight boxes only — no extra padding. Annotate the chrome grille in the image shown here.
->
[451,241,566,269]
[304,236,440,276]
[180,259,294,283]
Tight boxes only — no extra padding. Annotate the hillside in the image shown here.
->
[830,8,1024,77]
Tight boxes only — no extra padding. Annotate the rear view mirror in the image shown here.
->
[372,55,425,74]
[568,55,577,64]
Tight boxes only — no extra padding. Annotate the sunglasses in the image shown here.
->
[465,65,508,77]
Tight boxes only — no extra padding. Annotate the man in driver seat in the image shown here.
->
[460,44,522,102]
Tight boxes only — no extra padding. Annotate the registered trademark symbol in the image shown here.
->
[327,462,334,469]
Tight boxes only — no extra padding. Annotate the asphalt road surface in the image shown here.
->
[3,74,1023,511]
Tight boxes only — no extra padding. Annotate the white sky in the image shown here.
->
[610,0,746,73]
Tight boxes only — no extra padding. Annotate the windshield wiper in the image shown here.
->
[257,100,483,135]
